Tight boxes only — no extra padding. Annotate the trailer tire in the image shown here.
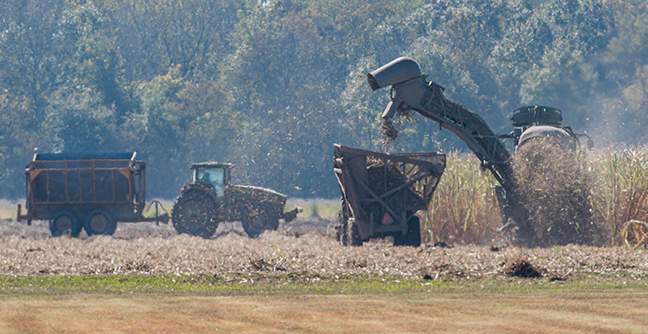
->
[172,190,219,238]
[84,209,117,236]
[336,208,347,245]
[50,209,82,237]
[242,202,277,238]
[336,197,351,245]
[394,216,421,247]
[347,219,363,246]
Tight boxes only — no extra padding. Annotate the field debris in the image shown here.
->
[380,118,399,144]
[504,259,542,278]
[512,138,603,247]
[379,109,416,147]
[433,241,453,249]
[1,218,648,284]
[250,258,286,272]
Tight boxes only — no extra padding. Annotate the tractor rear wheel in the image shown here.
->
[172,190,219,238]
[242,202,278,238]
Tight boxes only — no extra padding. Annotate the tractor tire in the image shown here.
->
[393,216,421,247]
[84,208,117,236]
[242,202,278,238]
[172,189,219,238]
[49,209,82,237]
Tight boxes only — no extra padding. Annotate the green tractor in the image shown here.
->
[171,162,301,238]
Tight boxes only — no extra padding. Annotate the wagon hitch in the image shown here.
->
[143,200,170,225]
[16,204,32,225]
[283,207,303,223]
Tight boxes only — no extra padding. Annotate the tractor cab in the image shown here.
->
[190,162,233,196]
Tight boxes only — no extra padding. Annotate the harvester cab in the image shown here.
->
[512,105,563,128]
[501,106,593,151]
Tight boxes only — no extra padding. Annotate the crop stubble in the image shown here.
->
[1,218,647,281]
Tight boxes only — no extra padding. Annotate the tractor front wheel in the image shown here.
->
[242,203,279,238]
[172,190,219,238]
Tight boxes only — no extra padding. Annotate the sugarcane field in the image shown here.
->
[4,1,648,332]
[3,147,648,278]
[2,148,648,332]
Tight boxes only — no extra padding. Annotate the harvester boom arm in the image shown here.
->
[368,57,515,194]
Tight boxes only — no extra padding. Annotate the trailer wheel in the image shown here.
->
[336,208,348,245]
[347,219,362,246]
[336,197,351,245]
[337,208,363,246]
[172,190,219,238]
[50,209,82,237]
[242,203,277,238]
[84,209,117,236]
[393,216,421,247]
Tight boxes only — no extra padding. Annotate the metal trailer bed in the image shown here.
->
[333,144,445,246]
[17,151,168,236]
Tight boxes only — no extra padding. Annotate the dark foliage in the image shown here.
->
[1,0,647,201]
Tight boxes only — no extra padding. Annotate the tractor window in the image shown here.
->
[196,168,225,196]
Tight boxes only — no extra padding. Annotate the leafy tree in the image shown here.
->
[94,0,168,81]
[123,67,240,197]
[45,89,120,153]
[0,92,41,199]
[97,0,244,80]
[2,0,648,201]
[222,0,409,197]
[0,0,69,115]
[0,0,73,198]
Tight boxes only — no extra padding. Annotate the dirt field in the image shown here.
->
[2,288,648,333]
[2,217,648,333]
[1,217,648,281]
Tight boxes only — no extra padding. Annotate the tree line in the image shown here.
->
[1,0,647,199]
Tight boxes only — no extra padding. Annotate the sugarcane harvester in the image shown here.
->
[366,57,592,231]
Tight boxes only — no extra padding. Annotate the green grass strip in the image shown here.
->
[1,273,647,296]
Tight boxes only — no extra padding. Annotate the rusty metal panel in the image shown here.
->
[27,152,138,206]
[334,144,446,241]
